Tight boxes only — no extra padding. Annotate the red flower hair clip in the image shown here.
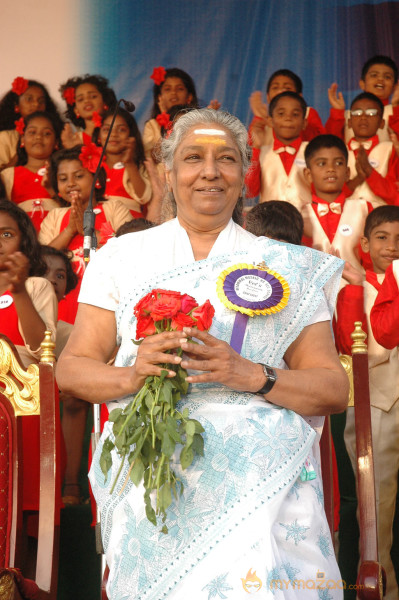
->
[79,142,105,173]
[12,77,29,96]
[92,111,102,128]
[150,66,167,86]
[14,117,25,136]
[156,112,171,129]
[63,87,75,105]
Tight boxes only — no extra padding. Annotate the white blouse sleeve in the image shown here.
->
[78,238,121,312]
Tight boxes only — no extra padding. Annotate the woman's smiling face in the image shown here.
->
[165,124,243,229]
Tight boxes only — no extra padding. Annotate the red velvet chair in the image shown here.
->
[0,333,59,600]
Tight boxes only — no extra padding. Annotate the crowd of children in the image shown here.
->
[1,55,399,595]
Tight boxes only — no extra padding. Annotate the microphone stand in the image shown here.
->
[81,99,135,581]
[83,98,135,263]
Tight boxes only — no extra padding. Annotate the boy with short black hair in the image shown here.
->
[245,200,303,245]
[245,91,311,207]
[303,134,371,267]
[345,92,399,207]
[249,68,325,145]
[335,205,399,600]
[326,54,399,142]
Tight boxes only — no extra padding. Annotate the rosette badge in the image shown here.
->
[217,263,290,353]
[217,263,290,316]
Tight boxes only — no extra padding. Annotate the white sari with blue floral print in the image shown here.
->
[81,218,344,600]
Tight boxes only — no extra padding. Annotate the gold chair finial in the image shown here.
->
[351,321,368,354]
[40,331,56,364]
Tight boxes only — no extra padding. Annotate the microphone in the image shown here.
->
[121,99,135,112]
[83,98,135,262]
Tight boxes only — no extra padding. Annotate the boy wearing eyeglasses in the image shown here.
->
[326,54,399,143]
[345,92,399,207]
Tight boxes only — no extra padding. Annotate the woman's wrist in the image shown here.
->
[245,362,268,394]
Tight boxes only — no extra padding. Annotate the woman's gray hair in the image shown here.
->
[161,108,251,176]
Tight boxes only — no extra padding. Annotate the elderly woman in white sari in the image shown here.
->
[57,108,348,600]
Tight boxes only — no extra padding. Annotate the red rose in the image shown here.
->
[153,289,182,301]
[180,294,198,314]
[191,300,215,331]
[150,295,181,322]
[134,291,156,318]
[14,117,25,135]
[150,66,166,86]
[156,112,170,128]
[92,111,102,128]
[136,315,156,340]
[11,77,29,96]
[63,87,75,105]
[171,312,197,331]
[79,142,104,173]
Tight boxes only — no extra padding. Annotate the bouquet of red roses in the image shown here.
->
[100,289,215,532]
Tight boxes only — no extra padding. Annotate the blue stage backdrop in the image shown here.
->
[79,0,399,129]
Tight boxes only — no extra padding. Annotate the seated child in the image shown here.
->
[326,54,399,142]
[334,205,399,600]
[245,200,303,245]
[40,245,85,504]
[59,74,117,148]
[143,67,199,160]
[0,199,58,548]
[303,134,371,268]
[245,91,311,207]
[1,111,62,231]
[249,68,325,146]
[345,92,399,207]
[115,217,156,237]
[370,259,399,349]
[97,107,152,218]
[39,144,132,324]
[0,76,63,171]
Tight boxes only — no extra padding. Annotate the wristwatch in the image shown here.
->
[256,363,278,395]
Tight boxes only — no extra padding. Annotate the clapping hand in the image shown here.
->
[0,252,29,294]
[120,137,137,164]
[249,91,268,119]
[328,83,345,110]
[355,145,373,179]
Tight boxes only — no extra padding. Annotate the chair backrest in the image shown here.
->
[340,322,385,600]
[0,333,59,599]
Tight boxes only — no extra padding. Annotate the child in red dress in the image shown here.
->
[0,76,63,171]
[39,144,132,324]
[0,199,58,523]
[1,111,62,230]
[59,74,117,149]
[98,108,152,218]
[40,245,87,504]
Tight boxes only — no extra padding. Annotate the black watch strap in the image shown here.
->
[256,363,277,395]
